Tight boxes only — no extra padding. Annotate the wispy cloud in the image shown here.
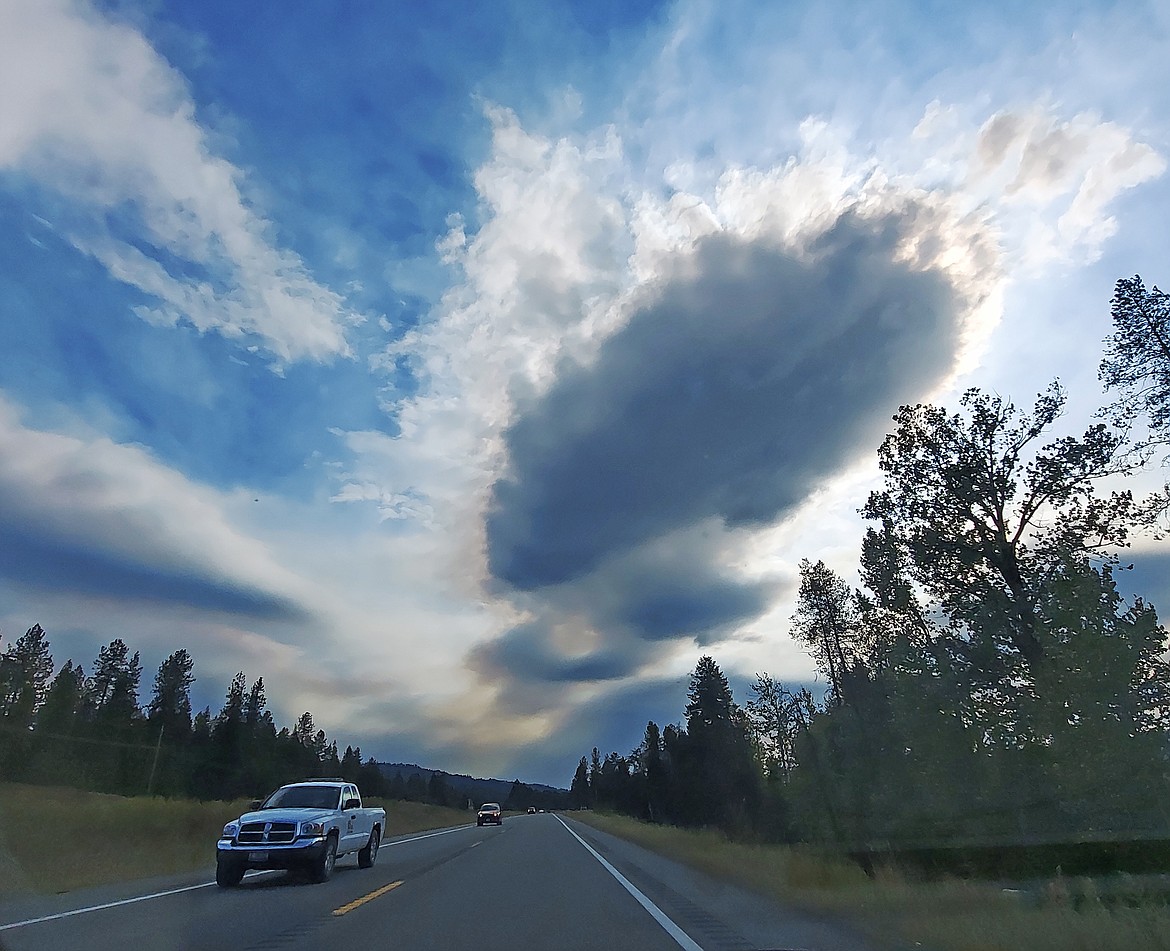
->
[0,0,358,363]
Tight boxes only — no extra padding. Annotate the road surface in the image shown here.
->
[0,813,877,951]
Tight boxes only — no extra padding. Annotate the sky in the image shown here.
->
[1,0,1169,786]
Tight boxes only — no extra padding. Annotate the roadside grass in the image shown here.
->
[572,812,1170,951]
[0,782,472,897]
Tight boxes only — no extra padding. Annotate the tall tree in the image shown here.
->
[1100,275,1170,441]
[147,649,195,738]
[570,756,590,808]
[88,639,142,721]
[790,561,859,704]
[88,639,141,729]
[639,720,667,820]
[37,661,85,733]
[863,384,1143,666]
[214,672,247,739]
[682,656,759,831]
[0,624,54,727]
[589,747,602,806]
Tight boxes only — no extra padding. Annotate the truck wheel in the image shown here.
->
[358,828,380,869]
[310,834,338,883]
[216,860,244,888]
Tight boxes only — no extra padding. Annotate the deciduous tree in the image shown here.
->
[863,384,1144,665]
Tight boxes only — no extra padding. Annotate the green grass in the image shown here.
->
[572,812,1170,951]
[0,782,472,897]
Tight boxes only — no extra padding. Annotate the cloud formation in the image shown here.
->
[968,108,1166,267]
[0,397,309,620]
[0,0,358,363]
[487,208,971,591]
[2,1,1165,788]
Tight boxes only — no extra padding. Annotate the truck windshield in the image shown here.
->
[260,786,341,810]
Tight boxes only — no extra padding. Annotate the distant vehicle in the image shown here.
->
[216,780,385,886]
[527,806,537,814]
[477,802,503,826]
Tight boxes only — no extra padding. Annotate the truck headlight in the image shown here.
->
[221,822,238,839]
[301,821,325,836]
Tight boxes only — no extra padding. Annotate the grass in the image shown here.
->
[572,812,1170,951]
[0,782,472,897]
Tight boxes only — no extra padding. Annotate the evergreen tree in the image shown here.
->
[0,624,54,727]
[244,677,267,732]
[681,656,760,832]
[147,649,195,738]
[789,563,860,705]
[1100,275,1170,444]
[341,745,362,781]
[589,747,602,806]
[570,756,590,808]
[639,721,666,821]
[38,661,85,733]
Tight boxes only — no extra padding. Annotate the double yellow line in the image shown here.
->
[332,880,404,917]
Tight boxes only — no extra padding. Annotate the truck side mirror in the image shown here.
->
[250,800,262,809]
[343,798,361,810]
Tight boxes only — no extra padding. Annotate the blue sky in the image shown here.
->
[1,0,1169,785]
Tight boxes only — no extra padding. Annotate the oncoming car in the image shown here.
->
[477,802,503,826]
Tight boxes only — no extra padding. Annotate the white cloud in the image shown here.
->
[966,108,1166,268]
[0,0,357,362]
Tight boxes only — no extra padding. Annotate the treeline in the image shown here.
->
[569,276,1170,852]
[0,632,415,804]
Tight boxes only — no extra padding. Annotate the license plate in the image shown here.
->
[248,851,268,862]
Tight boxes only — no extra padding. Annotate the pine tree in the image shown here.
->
[147,649,195,738]
[38,661,85,733]
[570,756,590,808]
[0,624,55,727]
[681,656,760,831]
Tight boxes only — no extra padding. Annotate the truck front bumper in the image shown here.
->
[216,836,328,871]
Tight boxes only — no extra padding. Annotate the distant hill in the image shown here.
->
[377,762,567,807]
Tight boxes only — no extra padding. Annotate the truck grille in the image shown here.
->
[238,821,297,844]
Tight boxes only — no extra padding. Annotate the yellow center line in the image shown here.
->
[332,880,404,917]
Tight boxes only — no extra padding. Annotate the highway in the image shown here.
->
[0,814,875,951]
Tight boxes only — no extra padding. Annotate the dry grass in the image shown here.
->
[0,783,471,897]
[573,812,1170,951]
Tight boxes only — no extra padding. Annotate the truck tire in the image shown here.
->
[309,833,338,883]
[358,827,380,868]
[216,859,244,888]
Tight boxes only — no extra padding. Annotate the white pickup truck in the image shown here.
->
[216,780,386,886]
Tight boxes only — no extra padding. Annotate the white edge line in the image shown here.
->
[0,823,477,932]
[0,880,220,932]
[555,815,703,951]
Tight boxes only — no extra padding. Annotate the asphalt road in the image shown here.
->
[0,814,877,951]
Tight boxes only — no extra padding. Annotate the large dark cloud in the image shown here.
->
[469,204,972,705]
[470,620,639,685]
[0,521,307,621]
[471,530,772,686]
[487,209,962,591]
